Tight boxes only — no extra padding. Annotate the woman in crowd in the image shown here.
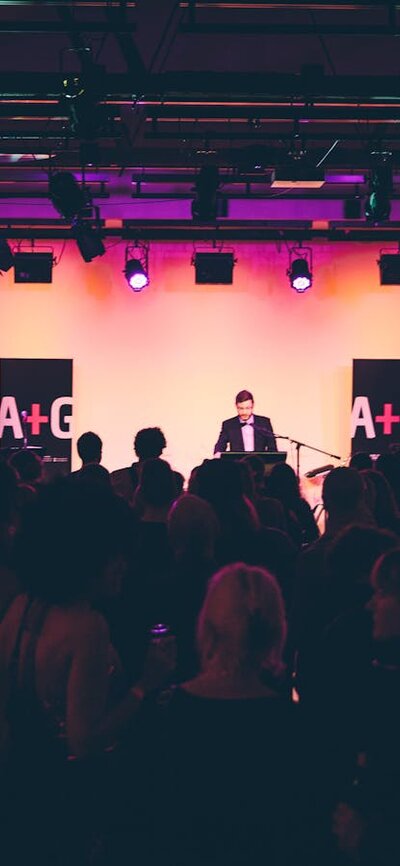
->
[148,562,309,866]
[0,482,173,865]
[265,462,320,548]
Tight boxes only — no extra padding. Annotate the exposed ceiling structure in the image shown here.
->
[2,1,400,239]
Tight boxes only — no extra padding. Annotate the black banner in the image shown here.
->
[0,358,73,469]
[351,359,400,455]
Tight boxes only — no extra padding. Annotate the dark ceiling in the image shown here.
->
[2,0,400,239]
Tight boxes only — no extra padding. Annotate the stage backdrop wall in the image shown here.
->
[0,239,399,481]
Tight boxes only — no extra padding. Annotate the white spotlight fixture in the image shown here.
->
[287,245,313,293]
[124,241,149,292]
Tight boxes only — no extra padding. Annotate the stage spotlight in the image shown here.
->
[287,247,313,292]
[14,252,53,283]
[365,156,392,223]
[49,172,86,221]
[0,239,14,272]
[125,259,149,291]
[193,251,235,284]
[124,242,149,291]
[192,166,221,221]
[74,221,105,262]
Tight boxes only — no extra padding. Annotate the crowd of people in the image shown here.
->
[1,427,400,865]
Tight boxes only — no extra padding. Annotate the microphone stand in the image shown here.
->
[275,435,341,479]
[21,411,28,449]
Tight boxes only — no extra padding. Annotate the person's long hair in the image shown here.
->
[197,562,287,677]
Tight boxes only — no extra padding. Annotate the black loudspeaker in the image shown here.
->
[194,252,234,284]
[378,254,400,285]
[14,252,53,283]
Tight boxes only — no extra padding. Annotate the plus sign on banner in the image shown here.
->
[0,359,73,468]
[351,359,400,455]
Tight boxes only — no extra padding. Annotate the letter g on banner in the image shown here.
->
[50,397,73,439]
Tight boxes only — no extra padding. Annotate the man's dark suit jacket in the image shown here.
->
[214,414,277,454]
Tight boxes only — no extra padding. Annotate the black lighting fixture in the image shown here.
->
[287,245,313,293]
[271,164,325,189]
[49,172,104,262]
[192,166,223,221]
[61,63,106,141]
[14,250,54,283]
[124,242,149,291]
[74,216,105,263]
[365,152,392,224]
[49,171,87,222]
[0,239,14,273]
[193,250,235,285]
[377,247,400,284]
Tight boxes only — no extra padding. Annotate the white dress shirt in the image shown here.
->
[241,414,255,451]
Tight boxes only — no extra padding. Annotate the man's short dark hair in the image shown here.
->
[235,390,254,404]
[134,427,166,460]
[77,431,102,464]
[349,451,373,471]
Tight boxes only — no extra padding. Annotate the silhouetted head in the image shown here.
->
[328,524,398,589]
[77,431,102,465]
[168,493,219,560]
[190,458,259,534]
[191,458,244,506]
[265,462,300,506]
[9,449,42,484]
[349,451,373,471]
[322,466,367,519]
[134,427,166,460]
[137,458,177,509]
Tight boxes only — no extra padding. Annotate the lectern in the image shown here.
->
[220,451,287,476]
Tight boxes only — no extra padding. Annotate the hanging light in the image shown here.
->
[124,242,149,291]
[287,246,313,293]
[74,220,105,262]
[365,152,392,224]
[49,171,87,221]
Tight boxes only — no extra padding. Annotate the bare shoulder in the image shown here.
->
[66,607,110,642]
[40,606,110,659]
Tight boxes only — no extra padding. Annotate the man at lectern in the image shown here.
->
[214,389,277,454]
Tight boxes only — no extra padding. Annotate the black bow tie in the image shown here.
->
[240,421,253,427]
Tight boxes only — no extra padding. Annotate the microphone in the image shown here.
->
[20,409,28,447]
[304,464,334,479]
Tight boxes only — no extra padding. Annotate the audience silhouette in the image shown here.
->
[0,438,399,866]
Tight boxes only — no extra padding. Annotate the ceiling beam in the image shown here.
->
[1,218,400,241]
